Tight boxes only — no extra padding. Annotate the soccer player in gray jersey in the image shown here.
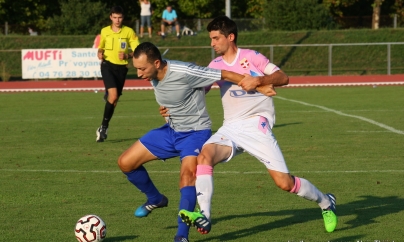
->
[117,42,274,242]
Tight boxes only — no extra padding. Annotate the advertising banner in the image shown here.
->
[21,48,102,79]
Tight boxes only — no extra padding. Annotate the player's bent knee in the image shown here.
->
[197,153,213,165]
[180,174,196,187]
[117,155,138,173]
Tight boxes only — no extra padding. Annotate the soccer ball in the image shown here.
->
[74,215,107,242]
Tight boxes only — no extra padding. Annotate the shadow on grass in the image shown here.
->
[274,122,302,128]
[278,32,312,69]
[195,195,403,241]
[108,138,139,143]
[104,235,138,241]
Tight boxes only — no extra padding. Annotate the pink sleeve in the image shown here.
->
[248,50,270,73]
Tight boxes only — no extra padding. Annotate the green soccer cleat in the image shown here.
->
[322,193,337,233]
[179,209,211,234]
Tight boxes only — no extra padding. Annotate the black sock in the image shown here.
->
[101,101,115,127]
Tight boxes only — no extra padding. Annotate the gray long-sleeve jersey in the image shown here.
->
[151,60,222,132]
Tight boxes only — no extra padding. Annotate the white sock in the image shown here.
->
[196,174,213,220]
[296,177,331,209]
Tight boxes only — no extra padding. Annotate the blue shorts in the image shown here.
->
[140,15,151,28]
[139,123,212,161]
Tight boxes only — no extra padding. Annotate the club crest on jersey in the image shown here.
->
[240,58,249,69]
[120,42,127,49]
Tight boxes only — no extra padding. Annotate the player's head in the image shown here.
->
[110,5,124,16]
[109,6,124,27]
[133,42,163,81]
[207,16,238,44]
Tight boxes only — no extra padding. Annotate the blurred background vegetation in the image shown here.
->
[2,28,404,80]
[1,0,404,81]
[0,0,404,35]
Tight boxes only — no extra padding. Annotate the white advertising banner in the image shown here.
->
[21,48,102,79]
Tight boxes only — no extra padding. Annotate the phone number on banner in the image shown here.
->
[34,70,102,78]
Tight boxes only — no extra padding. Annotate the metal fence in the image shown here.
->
[241,42,404,76]
[149,42,404,76]
[1,42,404,81]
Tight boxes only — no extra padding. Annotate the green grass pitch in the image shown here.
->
[0,85,403,241]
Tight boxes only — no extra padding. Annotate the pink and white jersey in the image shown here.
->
[208,48,280,127]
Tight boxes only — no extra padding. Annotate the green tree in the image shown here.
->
[263,0,333,31]
[47,0,106,35]
[322,0,402,28]
[0,0,59,33]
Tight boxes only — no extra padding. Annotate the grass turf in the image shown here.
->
[0,85,403,241]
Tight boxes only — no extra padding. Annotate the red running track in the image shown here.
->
[1,74,404,92]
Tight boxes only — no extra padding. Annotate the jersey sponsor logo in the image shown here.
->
[239,58,249,69]
[229,89,261,97]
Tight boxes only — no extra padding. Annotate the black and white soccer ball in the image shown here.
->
[75,215,107,242]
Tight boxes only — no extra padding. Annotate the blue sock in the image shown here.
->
[176,186,196,238]
[124,165,162,204]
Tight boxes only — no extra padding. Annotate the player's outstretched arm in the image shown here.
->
[239,70,289,91]
[220,70,277,97]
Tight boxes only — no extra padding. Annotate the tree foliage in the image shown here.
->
[1,0,404,35]
[0,0,59,33]
[47,0,106,35]
[263,0,333,31]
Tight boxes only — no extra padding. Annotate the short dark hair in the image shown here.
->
[133,42,162,64]
[207,16,238,44]
[110,6,124,16]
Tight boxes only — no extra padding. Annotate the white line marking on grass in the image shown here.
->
[276,96,404,135]
[347,131,392,133]
[280,109,401,113]
[1,169,404,174]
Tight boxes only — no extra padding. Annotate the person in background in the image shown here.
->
[92,34,101,48]
[92,34,108,102]
[96,6,140,142]
[139,0,153,38]
[28,27,38,36]
[160,5,180,40]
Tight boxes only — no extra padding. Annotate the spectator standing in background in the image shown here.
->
[139,0,153,38]
[160,5,180,40]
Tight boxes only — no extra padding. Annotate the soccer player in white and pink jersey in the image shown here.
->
[178,16,337,235]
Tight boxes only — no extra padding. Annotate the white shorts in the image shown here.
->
[204,116,289,173]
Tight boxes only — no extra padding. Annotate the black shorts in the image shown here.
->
[161,20,179,26]
[100,60,128,96]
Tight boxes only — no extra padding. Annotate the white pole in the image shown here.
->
[225,0,231,18]
[394,14,397,28]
